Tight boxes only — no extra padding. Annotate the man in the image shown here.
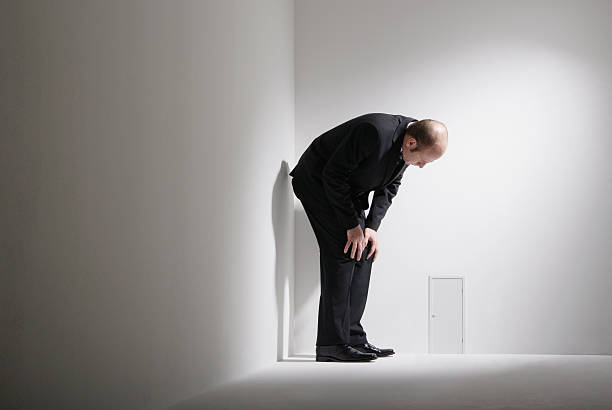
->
[289,112,448,362]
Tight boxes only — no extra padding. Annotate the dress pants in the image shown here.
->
[291,175,373,346]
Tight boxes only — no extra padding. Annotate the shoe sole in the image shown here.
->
[316,355,376,362]
[375,352,395,357]
[352,350,395,357]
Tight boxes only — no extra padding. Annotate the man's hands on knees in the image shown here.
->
[345,225,378,261]
[345,225,366,260]
[364,227,378,262]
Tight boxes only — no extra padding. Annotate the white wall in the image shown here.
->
[293,0,612,355]
[1,0,294,408]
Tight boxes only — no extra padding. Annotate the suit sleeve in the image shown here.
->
[365,167,406,231]
[321,123,381,230]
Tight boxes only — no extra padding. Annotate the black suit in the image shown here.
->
[289,112,416,346]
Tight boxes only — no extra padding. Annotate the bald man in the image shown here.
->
[289,113,448,362]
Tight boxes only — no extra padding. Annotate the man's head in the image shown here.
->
[401,119,448,168]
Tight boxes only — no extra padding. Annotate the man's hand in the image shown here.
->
[364,227,378,262]
[345,224,367,260]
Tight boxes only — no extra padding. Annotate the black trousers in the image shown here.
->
[291,175,373,346]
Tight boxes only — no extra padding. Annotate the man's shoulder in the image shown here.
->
[348,112,413,136]
[352,112,411,124]
[349,112,406,123]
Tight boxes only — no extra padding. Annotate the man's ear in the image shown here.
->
[407,136,418,150]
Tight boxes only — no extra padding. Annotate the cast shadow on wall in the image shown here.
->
[271,161,296,360]
[272,161,320,361]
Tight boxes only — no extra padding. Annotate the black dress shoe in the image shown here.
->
[350,342,395,357]
[316,344,377,362]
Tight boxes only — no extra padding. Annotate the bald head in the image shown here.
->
[408,119,448,155]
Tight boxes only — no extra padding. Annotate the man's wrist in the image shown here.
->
[343,216,361,231]
[365,219,381,231]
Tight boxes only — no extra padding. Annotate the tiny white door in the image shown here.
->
[429,276,464,353]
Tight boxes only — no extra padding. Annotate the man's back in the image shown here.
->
[290,113,413,187]
[290,112,416,231]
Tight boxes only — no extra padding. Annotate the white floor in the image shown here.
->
[172,354,612,410]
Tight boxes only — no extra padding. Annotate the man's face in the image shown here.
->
[401,137,445,168]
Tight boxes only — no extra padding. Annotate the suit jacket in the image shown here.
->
[289,112,417,231]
